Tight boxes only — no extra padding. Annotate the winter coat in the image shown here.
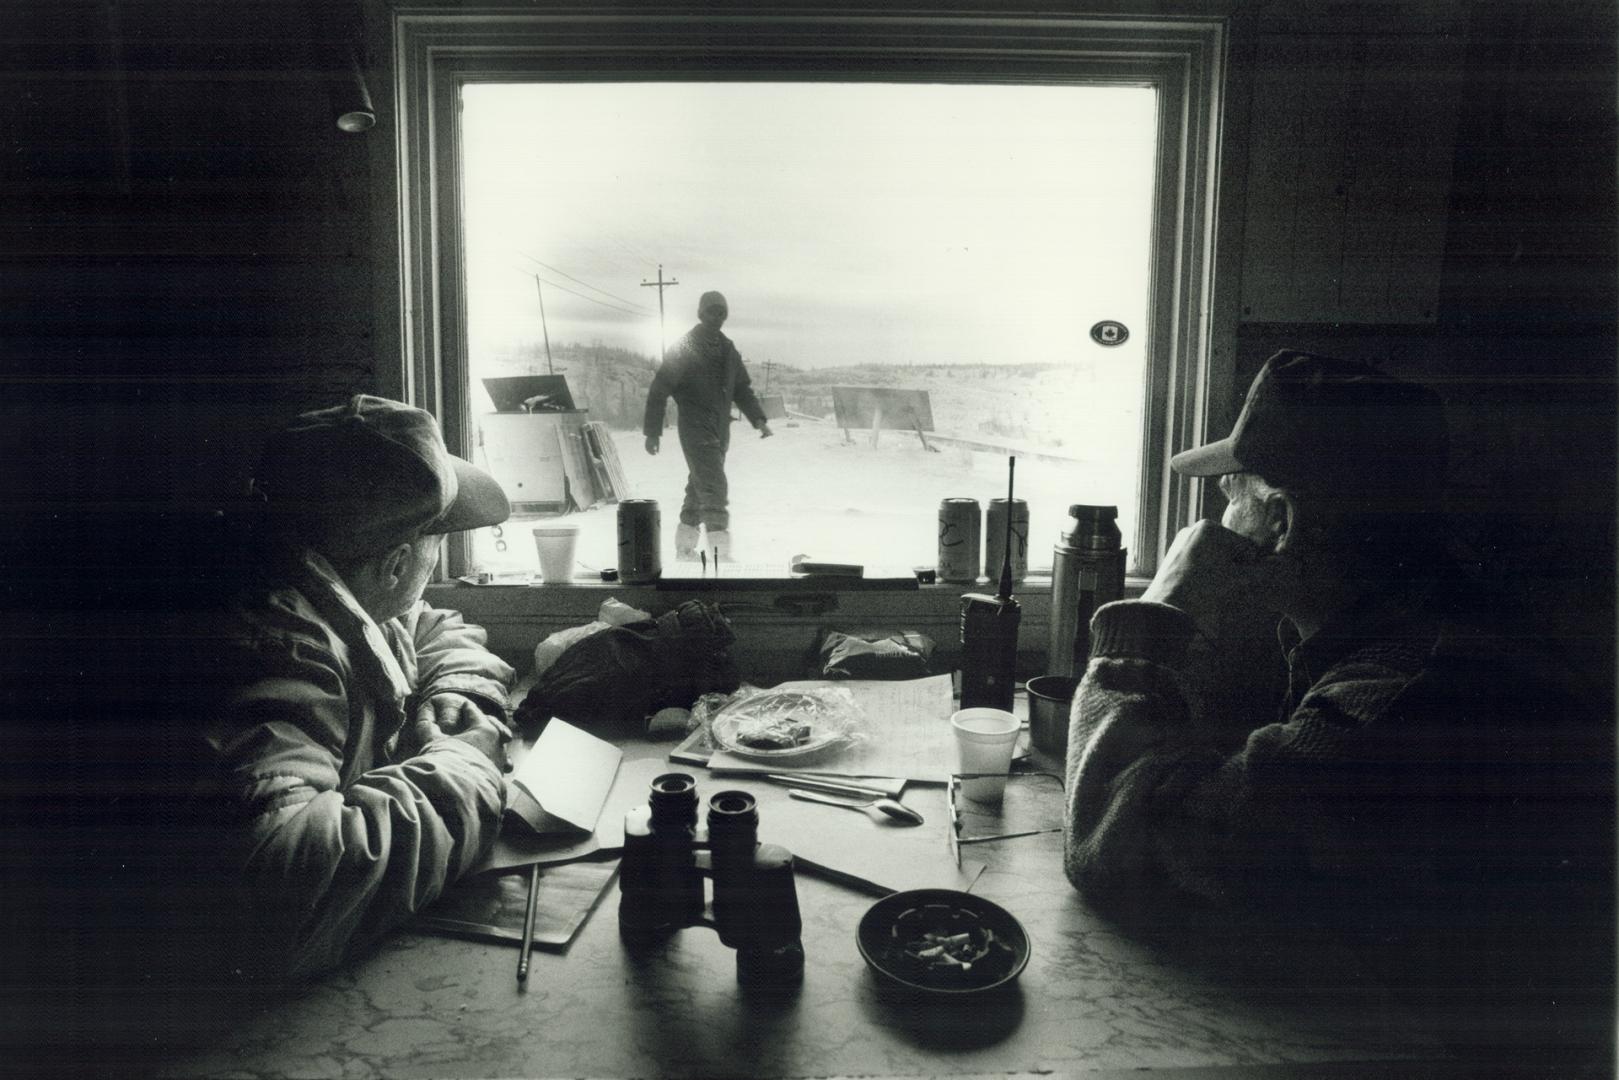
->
[643,323,767,448]
[194,547,513,979]
[1063,595,1610,1011]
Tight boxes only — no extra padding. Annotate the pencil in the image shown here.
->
[517,862,539,984]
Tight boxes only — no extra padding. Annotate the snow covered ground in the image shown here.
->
[470,418,1138,581]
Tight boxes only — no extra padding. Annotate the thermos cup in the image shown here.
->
[1047,504,1126,680]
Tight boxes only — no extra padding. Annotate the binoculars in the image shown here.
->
[618,772,805,986]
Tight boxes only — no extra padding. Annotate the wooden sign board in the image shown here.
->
[830,386,935,433]
[758,393,788,420]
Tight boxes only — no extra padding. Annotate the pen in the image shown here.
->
[517,862,539,985]
[764,772,891,799]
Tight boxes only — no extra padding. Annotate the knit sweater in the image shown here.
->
[1064,597,1608,937]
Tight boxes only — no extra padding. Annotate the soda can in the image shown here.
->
[937,497,981,584]
[617,499,662,583]
[984,497,1029,584]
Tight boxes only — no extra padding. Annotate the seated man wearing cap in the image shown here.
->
[1063,353,1608,1038]
[191,396,516,980]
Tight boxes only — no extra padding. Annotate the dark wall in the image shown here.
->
[1230,1,1617,703]
[3,0,379,606]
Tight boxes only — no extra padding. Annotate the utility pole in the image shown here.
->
[532,275,554,374]
[764,359,772,393]
[640,264,679,362]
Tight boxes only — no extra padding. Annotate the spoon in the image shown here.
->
[788,787,924,826]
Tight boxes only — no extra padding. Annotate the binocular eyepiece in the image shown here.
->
[619,773,805,986]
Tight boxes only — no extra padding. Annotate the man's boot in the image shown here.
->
[674,522,701,560]
[705,529,733,562]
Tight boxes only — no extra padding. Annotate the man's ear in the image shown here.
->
[1264,490,1297,554]
[377,541,413,589]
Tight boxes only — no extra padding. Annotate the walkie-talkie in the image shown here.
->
[959,457,1021,711]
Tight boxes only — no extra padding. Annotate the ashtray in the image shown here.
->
[856,888,1029,996]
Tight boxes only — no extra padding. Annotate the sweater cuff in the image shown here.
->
[1089,600,1197,668]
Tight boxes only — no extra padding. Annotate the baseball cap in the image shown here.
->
[1171,351,1448,502]
[254,395,510,557]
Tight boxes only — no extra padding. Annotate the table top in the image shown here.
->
[129,725,1481,1080]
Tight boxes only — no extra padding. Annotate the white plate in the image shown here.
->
[709,690,848,760]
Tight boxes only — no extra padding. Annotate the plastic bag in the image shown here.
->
[531,597,651,677]
[708,685,866,761]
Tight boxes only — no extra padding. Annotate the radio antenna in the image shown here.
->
[996,457,1016,602]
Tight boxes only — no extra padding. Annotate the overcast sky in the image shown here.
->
[462,81,1158,372]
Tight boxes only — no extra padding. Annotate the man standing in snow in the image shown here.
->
[643,290,772,560]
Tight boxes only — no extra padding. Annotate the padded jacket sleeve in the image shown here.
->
[399,600,515,719]
[208,632,505,980]
[642,348,687,438]
[1064,599,1422,911]
[728,343,768,429]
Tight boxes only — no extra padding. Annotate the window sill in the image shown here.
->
[428,574,1150,683]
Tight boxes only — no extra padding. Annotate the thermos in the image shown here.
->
[1047,504,1126,680]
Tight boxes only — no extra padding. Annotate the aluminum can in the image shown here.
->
[984,497,1029,584]
[937,497,981,584]
[1047,504,1126,679]
[617,499,662,583]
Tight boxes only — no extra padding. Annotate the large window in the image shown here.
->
[388,7,1232,588]
[460,81,1156,578]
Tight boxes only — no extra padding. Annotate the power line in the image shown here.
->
[606,233,661,270]
[517,251,655,314]
[511,266,646,317]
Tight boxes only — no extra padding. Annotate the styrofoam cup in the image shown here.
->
[950,707,1021,804]
[531,524,579,584]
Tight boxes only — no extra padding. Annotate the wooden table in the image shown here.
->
[131,730,1486,1080]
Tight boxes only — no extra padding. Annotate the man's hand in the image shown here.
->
[449,714,510,771]
[757,422,773,439]
[411,692,511,768]
[645,435,660,455]
[1140,520,1264,634]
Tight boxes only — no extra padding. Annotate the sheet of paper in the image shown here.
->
[478,755,669,874]
[506,718,623,835]
[415,858,619,950]
[704,675,958,782]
